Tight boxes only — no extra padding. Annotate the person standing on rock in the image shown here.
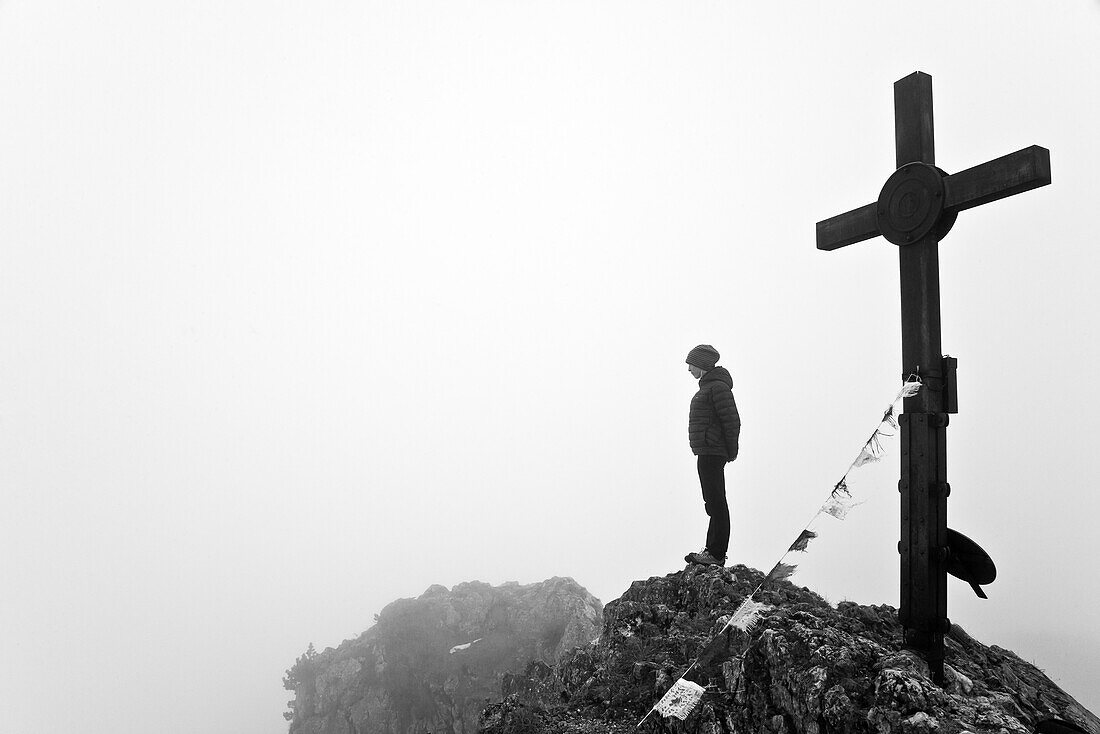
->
[684,344,740,567]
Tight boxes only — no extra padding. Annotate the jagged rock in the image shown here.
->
[283,577,602,734]
[482,565,1098,734]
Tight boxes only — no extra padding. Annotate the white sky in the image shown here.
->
[2,2,1098,732]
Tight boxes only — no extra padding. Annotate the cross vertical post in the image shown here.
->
[893,72,949,683]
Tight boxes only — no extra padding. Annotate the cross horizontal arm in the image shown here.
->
[816,203,880,251]
[944,145,1051,213]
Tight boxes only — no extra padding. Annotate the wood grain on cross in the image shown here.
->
[816,72,1050,683]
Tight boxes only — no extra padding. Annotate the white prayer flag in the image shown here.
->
[852,445,879,468]
[722,597,773,634]
[653,679,705,721]
[895,379,922,401]
[821,494,864,520]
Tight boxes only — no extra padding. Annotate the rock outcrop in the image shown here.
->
[283,577,602,734]
[480,565,1098,734]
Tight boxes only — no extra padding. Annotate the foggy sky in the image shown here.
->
[1,2,1098,733]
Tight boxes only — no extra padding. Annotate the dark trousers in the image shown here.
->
[697,455,729,560]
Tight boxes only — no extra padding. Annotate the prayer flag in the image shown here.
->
[788,529,818,553]
[821,494,864,520]
[881,405,899,430]
[653,679,705,721]
[766,561,798,583]
[723,597,773,633]
[853,432,886,468]
[852,445,879,468]
[896,380,922,401]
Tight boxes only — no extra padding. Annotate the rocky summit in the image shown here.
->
[283,576,602,734]
[479,565,1098,734]
[285,566,1097,734]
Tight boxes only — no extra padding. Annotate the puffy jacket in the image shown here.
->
[688,366,741,460]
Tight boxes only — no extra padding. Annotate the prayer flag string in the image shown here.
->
[638,377,922,727]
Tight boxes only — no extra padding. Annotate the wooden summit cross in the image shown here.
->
[816,72,1051,683]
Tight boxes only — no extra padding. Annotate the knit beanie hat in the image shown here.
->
[686,344,720,370]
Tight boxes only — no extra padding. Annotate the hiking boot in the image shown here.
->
[684,547,707,564]
[685,549,725,566]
